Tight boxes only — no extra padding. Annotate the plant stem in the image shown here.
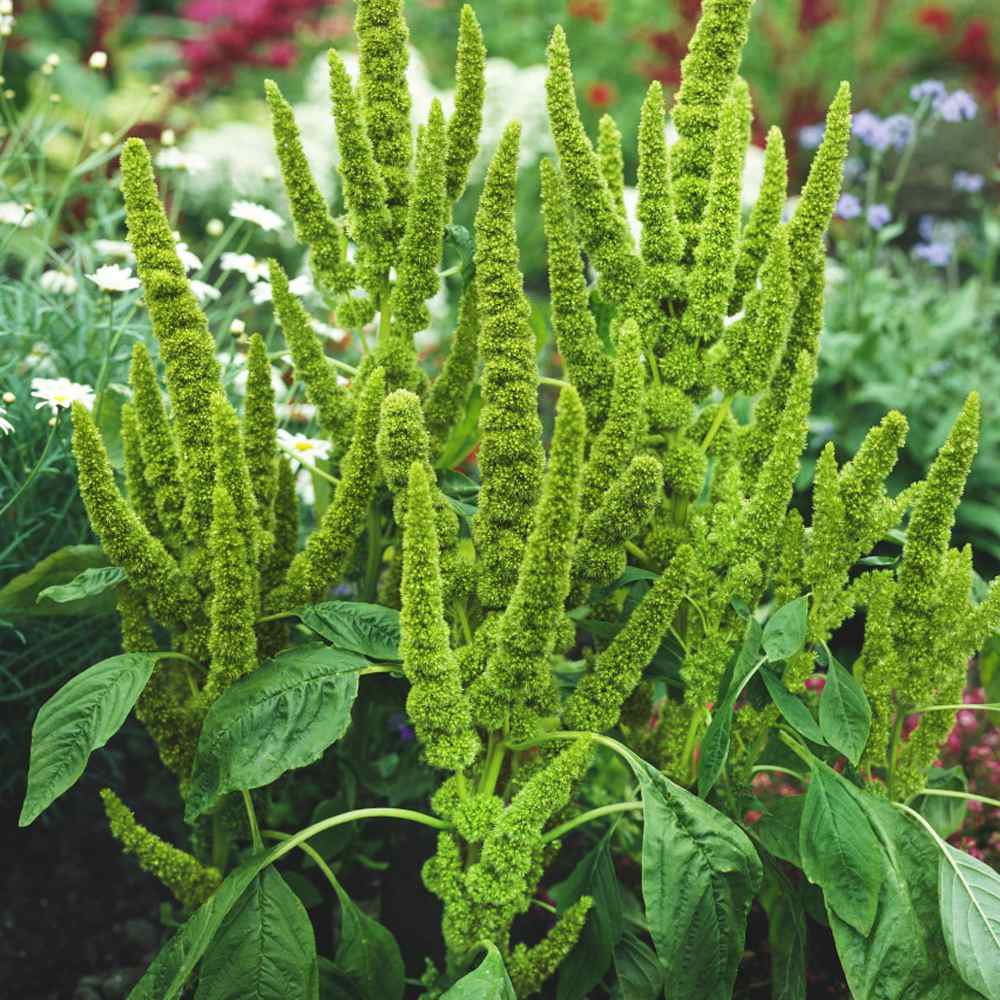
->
[915,788,1000,811]
[539,375,571,390]
[911,703,1000,713]
[363,502,381,602]
[541,801,642,843]
[262,830,342,895]
[242,790,262,850]
[700,397,732,452]
[751,765,806,782]
[278,448,340,487]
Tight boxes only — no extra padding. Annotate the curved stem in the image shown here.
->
[751,765,806,782]
[542,801,642,844]
[539,375,572,390]
[278,446,340,487]
[914,788,1000,811]
[912,703,1000,713]
[242,790,262,850]
[262,830,341,894]
[700,397,732,453]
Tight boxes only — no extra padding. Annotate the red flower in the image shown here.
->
[798,0,838,32]
[916,5,954,35]
[955,19,994,71]
[586,81,616,109]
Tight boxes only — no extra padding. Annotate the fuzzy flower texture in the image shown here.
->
[59,0,1000,995]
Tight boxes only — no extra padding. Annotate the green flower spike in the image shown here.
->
[539,157,613,434]
[355,0,413,250]
[740,244,824,490]
[280,367,386,607]
[669,0,754,257]
[444,4,487,205]
[720,223,793,396]
[100,789,221,909]
[242,334,279,532]
[465,738,593,931]
[508,897,593,997]
[328,48,393,284]
[471,385,586,730]
[128,343,185,553]
[564,544,693,732]
[120,138,221,547]
[787,82,851,286]
[71,402,198,630]
[117,583,156,654]
[400,460,478,771]
[894,392,980,666]
[730,127,787,313]
[270,259,355,453]
[389,98,449,356]
[733,350,816,587]
[259,456,298,654]
[573,454,663,597]
[579,320,645,518]
[205,478,259,702]
[265,79,354,297]
[423,282,481,455]
[121,402,162,538]
[210,392,261,562]
[472,121,545,610]
[545,25,640,309]
[597,112,629,225]
[637,80,683,270]
[683,80,749,346]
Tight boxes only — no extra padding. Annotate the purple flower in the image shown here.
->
[852,110,913,152]
[842,156,866,182]
[836,193,862,219]
[953,170,985,193]
[799,123,826,150]
[867,203,891,230]
[918,214,938,241]
[914,241,952,267]
[938,89,977,122]
[910,79,948,104]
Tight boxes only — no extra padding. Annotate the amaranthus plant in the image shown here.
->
[17,1,1000,998]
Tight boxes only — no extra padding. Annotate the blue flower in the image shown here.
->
[953,171,985,193]
[799,123,826,150]
[867,203,891,230]
[835,193,862,220]
[852,110,913,152]
[910,80,948,105]
[938,90,977,123]
[914,242,952,267]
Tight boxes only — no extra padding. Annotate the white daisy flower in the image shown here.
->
[0,405,13,436]
[251,282,273,305]
[229,200,284,232]
[174,241,202,272]
[252,272,312,305]
[93,239,135,260]
[30,377,96,413]
[220,252,269,283]
[190,280,221,304]
[277,402,318,424]
[0,201,36,227]
[88,50,108,70]
[277,428,332,466]
[86,263,140,293]
[155,147,208,173]
[40,270,78,295]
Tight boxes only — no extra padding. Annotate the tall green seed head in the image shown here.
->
[445,5,487,204]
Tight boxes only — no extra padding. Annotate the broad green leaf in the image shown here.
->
[938,843,1000,1000]
[752,795,804,868]
[818,655,871,766]
[829,798,981,1000]
[761,668,827,745]
[438,469,480,527]
[296,601,401,661]
[20,651,176,826]
[616,743,762,998]
[916,766,968,839]
[553,826,624,1000]
[331,886,405,1000]
[759,863,807,1000]
[196,867,319,1000]
[612,932,664,1000]
[36,565,127,606]
[0,545,119,619]
[761,597,808,662]
[799,759,882,935]
[444,223,476,288]
[129,854,267,1000]
[715,617,763,705]
[441,942,516,999]
[185,644,365,822]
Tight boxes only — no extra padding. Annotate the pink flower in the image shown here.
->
[957,709,979,731]
[744,810,763,825]
[805,674,826,692]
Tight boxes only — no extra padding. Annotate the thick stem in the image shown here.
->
[541,801,642,844]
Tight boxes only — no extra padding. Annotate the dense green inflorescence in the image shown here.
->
[40,2,1000,995]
